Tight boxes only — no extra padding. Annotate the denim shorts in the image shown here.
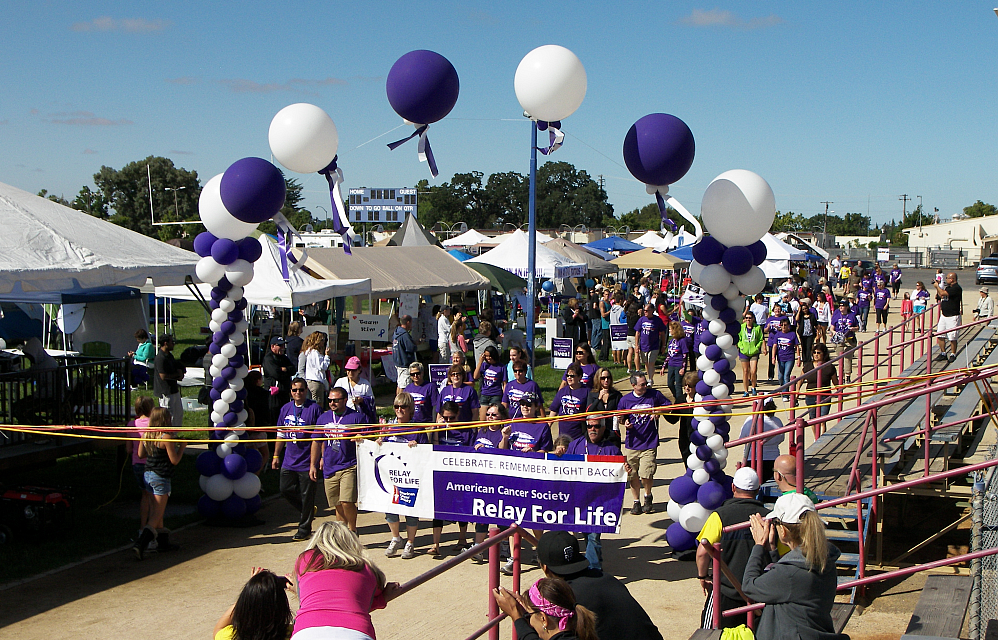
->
[144,470,172,496]
[480,394,501,406]
[132,463,148,492]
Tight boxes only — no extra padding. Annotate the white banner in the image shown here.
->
[348,314,390,342]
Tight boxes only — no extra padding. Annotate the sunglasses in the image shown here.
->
[393,404,410,410]
[410,371,422,376]
[440,415,456,422]
[291,388,307,393]
[329,397,346,403]
[565,374,577,378]
[486,412,500,418]
[513,369,527,373]
[575,351,586,355]
[600,376,611,380]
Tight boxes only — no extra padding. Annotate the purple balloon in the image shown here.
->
[211,238,240,265]
[233,443,246,456]
[715,423,731,437]
[227,311,243,322]
[696,445,713,461]
[237,237,263,263]
[229,356,244,369]
[722,245,754,276]
[194,232,218,258]
[222,366,236,380]
[669,475,699,504]
[690,431,707,447]
[704,345,722,361]
[695,381,712,396]
[235,298,247,311]
[709,411,727,425]
[700,331,716,346]
[210,388,222,402]
[220,321,236,336]
[209,299,220,311]
[195,451,222,476]
[212,377,228,391]
[244,448,263,474]
[222,411,238,426]
[720,370,736,385]
[213,331,226,344]
[208,342,221,355]
[229,399,244,413]
[710,295,728,311]
[245,494,262,514]
[210,287,225,301]
[622,113,695,186]
[221,494,247,519]
[235,389,247,400]
[748,240,767,266]
[666,522,697,551]
[222,453,247,480]
[703,459,721,476]
[719,308,737,324]
[198,494,221,518]
[386,50,460,124]
[713,359,730,374]
[216,277,233,292]
[219,157,286,224]
[692,236,725,266]
[697,480,726,510]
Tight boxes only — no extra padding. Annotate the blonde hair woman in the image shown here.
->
[292,521,400,640]
[300,332,331,410]
[133,407,186,559]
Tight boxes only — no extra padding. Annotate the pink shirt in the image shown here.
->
[294,551,386,639]
[130,417,150,465]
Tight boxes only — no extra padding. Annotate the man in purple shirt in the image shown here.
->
[310,385,368,533]
[830,300,859,383]
[634,304,667,386]
[618,372,673,515]
[273,378,323,542]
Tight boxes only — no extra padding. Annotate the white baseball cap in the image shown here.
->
[766,492,818,524]
[732,467,760,492]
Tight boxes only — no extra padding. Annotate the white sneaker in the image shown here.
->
[385,537,402,557]
[401,541,415,559]
[501,558,515,575]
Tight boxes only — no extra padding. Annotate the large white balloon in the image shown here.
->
[680,502,711,532]
[667,499,683,522]
[205,474,234,501]
[269,103,339,173]
[225,259,254,288]
[706,434,725,451]
[689,260,705,282]
[687,454,704,470]
[700,170,776,247]
[733,266,767,296]
[220,388,237,404]
[722,284,741,301]
[692,468,711,485]
[213,399,229,414]
[514,45,587,122]
[696,355,712,371]
[220,343,237,359]
[715,333,734,350]
[196,257,227,285]
[697,420,716,436]
[701,304,719,321]
[199,474,209,492]
[212,353,229,369]
[219,298,236,313]
[233,472,262,499]
[698,264,731,295]
[211,308,228,324]
[199,174,258,241]
[711,384,730,400]
[708,319,727,337]
[703,369,721,386]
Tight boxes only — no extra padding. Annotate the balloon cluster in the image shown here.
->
[193,156,287,519]
[665,169,776,551]
[515,45,587,155]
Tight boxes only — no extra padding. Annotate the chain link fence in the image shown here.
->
[971,444,997,640]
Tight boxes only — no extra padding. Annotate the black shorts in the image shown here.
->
[875,308,889,323]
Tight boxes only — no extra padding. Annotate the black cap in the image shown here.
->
[270,337,286,346]
[535,531,590,575]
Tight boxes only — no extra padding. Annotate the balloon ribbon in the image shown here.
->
[535,120,565,155]
[273,212,309,281]
[318,155,355,255]
[387,124,438,178]
[651,186,703,245]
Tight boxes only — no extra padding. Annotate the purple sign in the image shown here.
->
[429,364,450,386]
[551,337,574,370]
[609,323,628,350]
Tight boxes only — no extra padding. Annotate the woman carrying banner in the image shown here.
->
[378,392,426,560]
[549,363,590,440]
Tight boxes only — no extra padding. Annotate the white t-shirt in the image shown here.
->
[334,376,374,411]
[436,316,451,346]
[739,415,785,461]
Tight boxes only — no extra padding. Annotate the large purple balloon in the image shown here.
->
[198,494,221,518]
[748,240,768,266]
[196,450,222,476]
[244,448,263,474]
[237,237,263,263]
[245,494,262,514]
[692,236,725,266]
[666,521,697,551]
[697,481,726,510]
[221,494,247,519]
[722,245,754,276]
[194,232,218,258]
[386,50,460,125]
[222,453,247,480]
[211,238,240,265]
[669,475,699,505]
[219,157,286,224]
[622,113,695,186]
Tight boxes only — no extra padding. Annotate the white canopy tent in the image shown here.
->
[0,181,198,293]
[467,229,586,279]
[776,232,829,260]
[155,237,371,306]
[760,233,808,279]
[633,230,664,248]
[441,228,493,247]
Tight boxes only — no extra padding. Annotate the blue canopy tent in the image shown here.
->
[583,236,644,253]
[668,244,694,261]
[447,249,474,262]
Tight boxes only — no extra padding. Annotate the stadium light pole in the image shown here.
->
[164,186,185,220]
[525,115,539,367]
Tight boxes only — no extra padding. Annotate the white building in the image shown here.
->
[903,217,998,263]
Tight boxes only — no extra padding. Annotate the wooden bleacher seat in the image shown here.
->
[900,575,972,640]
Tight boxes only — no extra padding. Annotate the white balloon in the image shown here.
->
[692,468,711,486]
[235,365,249,379]
[708,319,727,337]
[696,355,713,371]
[220,388,237,404]
[698,343,708,355]
[706,434,725,451]
[212,353,228,369]
[237,410,248,424]
[233,472,262,499]
[210,410,223,424]
[216,443,232,458]
[667,499,683,522]
[219,298,236,313]
[220,343,237,359]
[199,474,209,492]
[514,45,587,122]
[209,320,221,333]
[702,304,719,321]
[722,284,741,301]
[718,457,728,470]
[698,264,731,295]
[697,420,716,437]
[213,399,229,414]
[733,266,767,297]
[224,433,240,444]
[712,384,730,400]
[714,447,729,461]
[715,333,734,350]
[233,429,246,436]
[227,286,244,300]
[196,257,227,284]
[703,369,720,386]
[229,332,245,346]
[693,405,709,418]
[199,174,258,241]
[225,259,254,288]
[680,502,711,532]
[694,395,704,403]
[209,365,221,378]
[269,103,339,173]
[719,403,734,415]
[689,442,699,455]
[700,169,776,247]
[205,473,234,501]
[235,320,249,334]
[689,260,705,282]
[211,308,227,324]
[687,454,704,470]
[228,377,245,392]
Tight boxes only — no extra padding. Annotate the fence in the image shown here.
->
[971,444,997,640]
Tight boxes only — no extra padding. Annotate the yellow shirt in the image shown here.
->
[696,511,790,556]
[215,624,293,640]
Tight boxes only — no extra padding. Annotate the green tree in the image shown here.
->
[963,200,998,218]
[770,210,807,233]
[483,171,528,227]
[91,156,201,239]
[534,161,613,229]
[36,189,70,206]
[615,202,693,234]
[258,175,319,235]
[71,185,110,219]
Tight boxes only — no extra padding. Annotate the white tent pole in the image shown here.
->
[246,328,252,367]
[154,297,159,349]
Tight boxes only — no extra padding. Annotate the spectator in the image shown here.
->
[128,329,155,386]
[873,279,892,334]
[134,407,185,559]
[912,281,930,317]
[474,345,506,421]
[509,393,553,453]
[334,356,375,422]
[889,264,903,297]
[493,577,598,640]
[610,294,626,366]
[301,332,331,410]
[503,362,543,419]
[152,334,183,427]
[974,287,994,321]
[663,321,688,403]
[586,367,622,441]
[773,317,801,401]
[677,371,699,465]
[797,343,839,421]
[634,304,666,386]
[430,401,470,557]
[213,568,293,640]
[618,372,674,515]
[436,306,452,363]
[426,304,441,359]
[796,298,818,365]
[598,288,613,361]
[932,272,963,363]
[561,297,586,344]
[403,362,438,424]
[695,467,769,630]
[312,386,368,533]
[292,521,400,640]
[743,494,846,640]
[391,314,417,394]
[738,399,784,480]
[567,416,623,570]
[379,392,425,560]
[272,378,322,542]
[262,336,293,422]
[549,363,589,440]
[559,343,598,390]
[738,312,764,397]
[285,321,304,366]
[125,396,155,539]
[814,293,831,344]
[472,320,498,372]
[505,345,533,381]
[243,370,272,434]
[749,293,769,326]
[625,300,641,374]
[772,454,819,502]
[764,305,787,383]
[436,365,480,431]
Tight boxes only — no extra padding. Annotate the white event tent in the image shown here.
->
[155,236,371,306]
[760,233,807,279]
[441,228,493,248]
[467,229,586,279]
[633,230,664,247]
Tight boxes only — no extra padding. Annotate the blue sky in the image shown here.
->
[3,1,998,229]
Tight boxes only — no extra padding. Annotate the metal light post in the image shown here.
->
[315,205,328,228]
[165,186,186,220]
[526,120,538,366]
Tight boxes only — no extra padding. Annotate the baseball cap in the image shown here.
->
[766,492,818,524]
[344,356,361,370]
[535,531,590,575]
[733,467,760,492]
[270,337,285,346]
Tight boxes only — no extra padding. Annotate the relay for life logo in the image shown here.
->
[373,451,419,507]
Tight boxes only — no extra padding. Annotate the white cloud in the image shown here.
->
[678,9,784,29]
[71,17,172,33]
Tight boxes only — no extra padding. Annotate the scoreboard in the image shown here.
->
[347,187,417,223]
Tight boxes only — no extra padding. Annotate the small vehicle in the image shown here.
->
[841,259,876,273]
[976,256,998,285]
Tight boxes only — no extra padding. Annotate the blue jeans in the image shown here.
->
[585,532,602,570]
[858,306,870,331]
[591,321,604,354]
[777,359,794,390]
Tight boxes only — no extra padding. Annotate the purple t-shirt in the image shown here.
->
[774,331,799,362]
[856,289,872,309]
[477,362,507,397]
[562,363,598,389]
[503,380,543,419]
[831,310,859,339]
[383,418,429,445]
[437,384,481,422]
[508,422,554,452]
[405,382,439,423]
[276,400,322,473]
[618,389,670,451]
[549,386,590,440]
[666,337,689,368]
[316,408,368,476]
[890,268,903,284]
[474,427,506,449]
[765,316,784,346]
[634,316,666,353]
[914,288,930,301]
[566,436,622,457]
[874,288,891,309]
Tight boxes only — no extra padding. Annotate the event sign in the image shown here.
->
[877,247,890,263]
[551,337,574,370]
[609,323,628,351]
[357,441,626,533]
[428,363,450,386]
[681,283,705,309]
[349,314,390,342]
[399,294,419,322]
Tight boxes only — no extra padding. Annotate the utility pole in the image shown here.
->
[899,194,910,220]
[820,201,833,245]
